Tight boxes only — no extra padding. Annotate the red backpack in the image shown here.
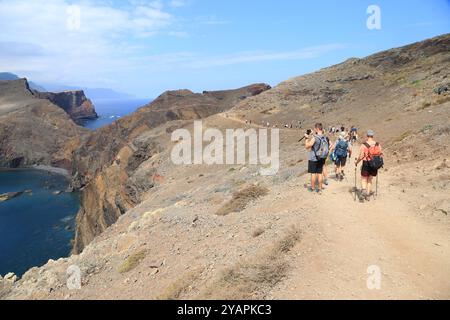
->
[364,142,384,169]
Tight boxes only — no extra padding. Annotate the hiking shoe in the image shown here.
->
[307,187,314,193]
[316,189,322,195]
[358,190,366,202]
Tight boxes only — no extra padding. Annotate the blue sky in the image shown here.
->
[0,0,449,98]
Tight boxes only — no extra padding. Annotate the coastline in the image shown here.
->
[0,165,70,178]
[30,165,70,177]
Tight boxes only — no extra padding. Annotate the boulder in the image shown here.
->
[4,272,17,283]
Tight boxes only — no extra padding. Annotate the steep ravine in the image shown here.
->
[70,84,271,253]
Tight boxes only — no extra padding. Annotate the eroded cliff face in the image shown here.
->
[35,90,98,122]
[71,83,271,253]
[0,79,88,170]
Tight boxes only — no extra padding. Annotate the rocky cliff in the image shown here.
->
[71,83,271,253]
[0,79,88,169]
[35,90,98,123]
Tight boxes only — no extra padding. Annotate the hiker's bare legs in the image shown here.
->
[361,176,368,192]
[318,173,324,190]
[310,174,316,190]
[367,176,373,194]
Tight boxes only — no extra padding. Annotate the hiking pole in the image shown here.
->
[375,173,379,199]
[354,164,357,202]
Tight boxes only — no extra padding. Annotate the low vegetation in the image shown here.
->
[202,226,301,299]
[216,185,269,216]
[393,131,412,143]
[157,269,203,300]
[118,249,147,274]
[251,227,265,238]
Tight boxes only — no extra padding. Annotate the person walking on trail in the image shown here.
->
[305,123,329,194]
[355,130,384,202]
[322,135,332,186]
[330,131,352,181]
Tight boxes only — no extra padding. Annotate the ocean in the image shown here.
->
[0,98,149,278]
[81,98,151,130]
[0,169,79,277]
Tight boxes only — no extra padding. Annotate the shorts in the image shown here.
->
[361,161,378,177]
[308,159,325,174]
[334,156,347,167]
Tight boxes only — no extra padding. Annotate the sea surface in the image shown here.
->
[0,99,148,278]
[81,98,151,130]
[0,169,79,277]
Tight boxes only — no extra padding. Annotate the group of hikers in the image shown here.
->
[303,123,383,202]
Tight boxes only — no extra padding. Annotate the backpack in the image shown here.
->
[364,142,384,169]
[334,139,348,158]
[313,135,330,160]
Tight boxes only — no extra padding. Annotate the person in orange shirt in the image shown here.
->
[355,130,383,201]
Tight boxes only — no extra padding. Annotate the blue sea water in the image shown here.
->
[0,99,149,277]
[0,170,79,277]
[81,98,151,130]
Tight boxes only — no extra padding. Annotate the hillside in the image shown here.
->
[70,83,271,253]
[0,79,88,169]
[1,34,449,300]
[0,72,46,92]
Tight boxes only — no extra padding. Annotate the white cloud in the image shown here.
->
[185,44,346,68]
[135,44,346,70]
[169,0,188,8]
[0,0,344,95]
[0,0,174,85]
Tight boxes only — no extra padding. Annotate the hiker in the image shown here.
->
[330,131,352,181]
[322,135,332,186]
[355,130,384,201]
[350,126,358,143]
[305,123,329,193]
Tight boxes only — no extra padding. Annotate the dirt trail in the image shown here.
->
[218,112,298,131]
[270,159,450,300]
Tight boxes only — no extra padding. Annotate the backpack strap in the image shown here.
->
[363,142,372,159]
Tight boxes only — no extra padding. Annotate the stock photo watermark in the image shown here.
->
[67,4,81,31]
[66,265,82,290]
[367,265,382,290]
[367,5,382,30]
[170,121,280,176]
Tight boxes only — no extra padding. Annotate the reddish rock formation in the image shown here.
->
[0,79,89,169]
[34,90,98,122]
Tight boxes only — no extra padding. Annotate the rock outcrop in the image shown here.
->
[0,79,88,170]
[35,90,98,123]
[71,83,271,253]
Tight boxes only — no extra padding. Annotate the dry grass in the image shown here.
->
[393,131,412,143]
[434,94,450,106]
[216,185,269,216]
[417,101,432,111]
[436,125,450,136]
[251,227,265,238]
[202,226,301,299]
[157,269,202,300]
[118,249,147,273]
